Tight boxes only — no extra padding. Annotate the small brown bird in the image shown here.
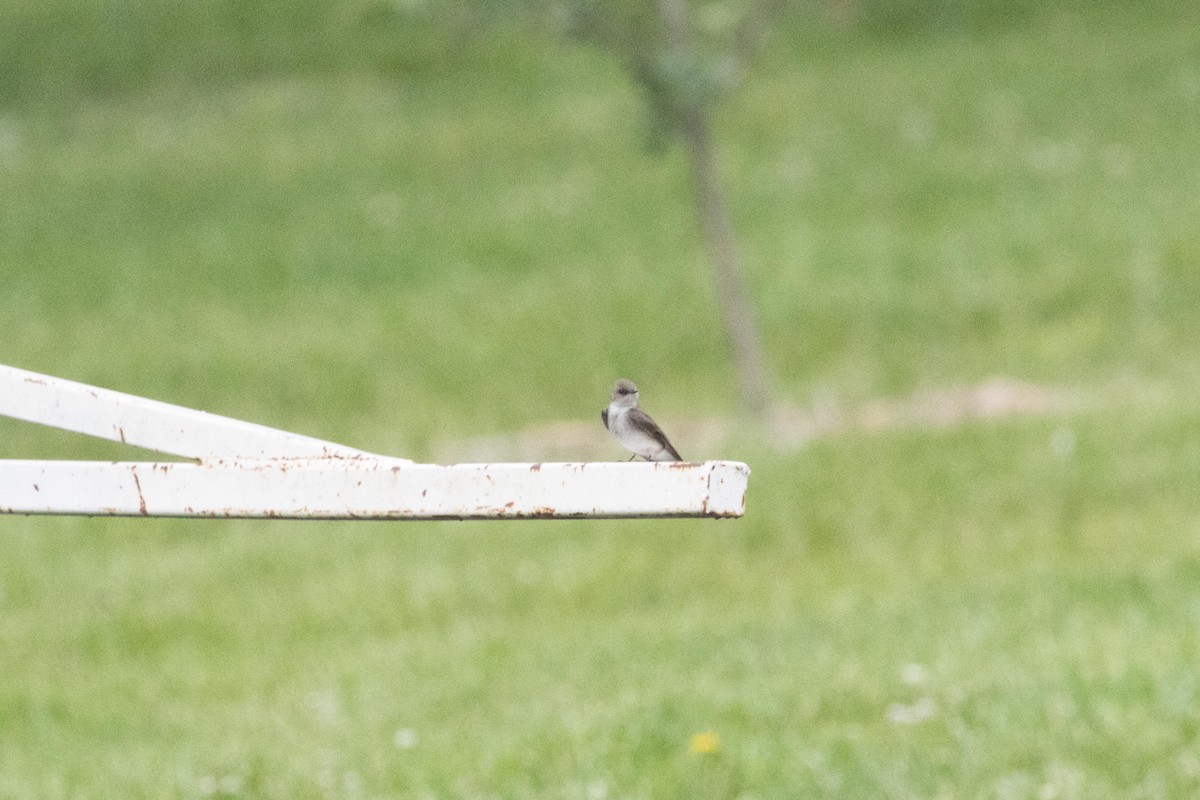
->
[601,379,683,461]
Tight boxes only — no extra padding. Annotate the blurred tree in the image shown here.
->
[562,0,778,418]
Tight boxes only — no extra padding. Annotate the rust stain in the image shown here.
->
[117,426,126,444]
[503,501,514,510]
[529,463,542,473]
[24,376,46,385]
[507,506,577,519]
[130,467,148,515]
[667,461,695,470]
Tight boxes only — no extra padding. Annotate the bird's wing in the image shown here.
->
[600,408,609,430]
[628,408,682,461]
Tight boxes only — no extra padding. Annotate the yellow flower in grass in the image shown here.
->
[689,731,719,754]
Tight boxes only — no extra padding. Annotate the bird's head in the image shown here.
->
[611,379,639,405]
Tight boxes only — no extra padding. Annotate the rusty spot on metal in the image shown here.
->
[503,501,514,510]
[668,461,694,469]
[130,467,148,515]
[24,376,47,385]
[507,505,575,519]
[530,463,542,472]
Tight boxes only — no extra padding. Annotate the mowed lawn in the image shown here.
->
[3,1,1200,797]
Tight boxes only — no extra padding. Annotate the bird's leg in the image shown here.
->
[628,454,638,462]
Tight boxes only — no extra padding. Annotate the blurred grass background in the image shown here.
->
[3,0,1200,797]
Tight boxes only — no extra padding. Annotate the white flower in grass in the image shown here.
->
[886,696,936,725]
[393,727,418,749]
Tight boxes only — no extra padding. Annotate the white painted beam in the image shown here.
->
[1,363,750,520]
[0,460,749,520]
[0,364,389,461]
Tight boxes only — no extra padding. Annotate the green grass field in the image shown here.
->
[3,1,1200,797]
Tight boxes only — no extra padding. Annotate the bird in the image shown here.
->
[601,379,683,462]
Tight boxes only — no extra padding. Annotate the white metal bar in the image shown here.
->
[1,363,750,520]
[0,364,395,461]
[0,460,749,520]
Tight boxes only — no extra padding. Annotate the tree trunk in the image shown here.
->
[679,108,773,419]
[655,0,773,419]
